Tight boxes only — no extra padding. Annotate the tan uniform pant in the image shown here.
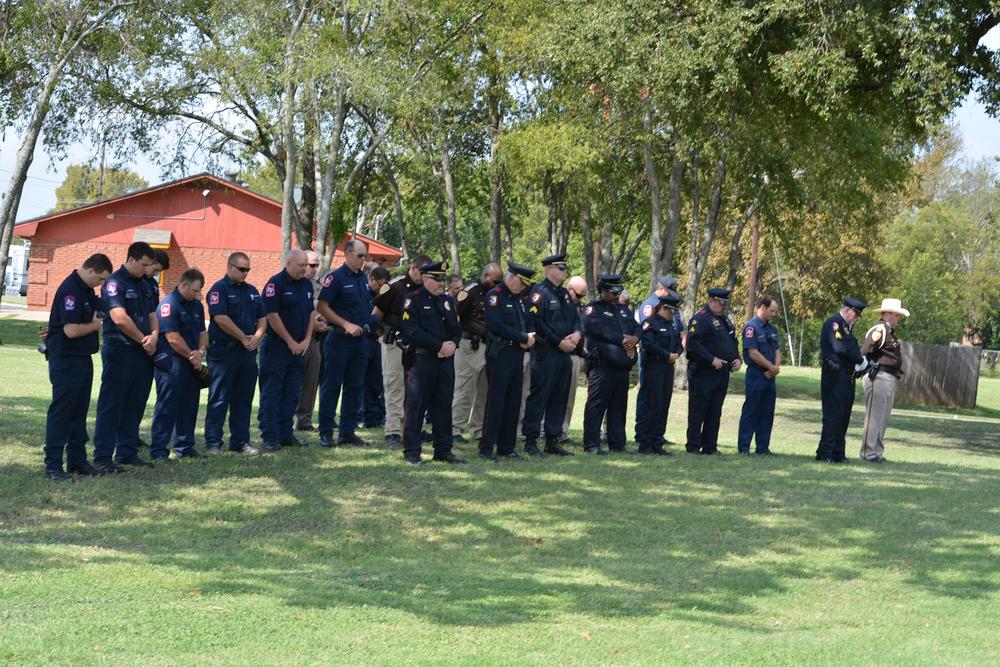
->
[382,341,405,437]
[518,351,532,438]
[861,372,897,461]
[562,354,583,434]
[452,338,488,438]
[295,336,323,430]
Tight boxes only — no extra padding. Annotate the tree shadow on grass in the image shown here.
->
[2,395,999,633]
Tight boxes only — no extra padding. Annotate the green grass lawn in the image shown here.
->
[1,346,998,665]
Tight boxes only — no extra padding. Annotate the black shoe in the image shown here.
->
[738,450,751,456]
[45,469,73,481]
[479,452,498,461]
[119,456,154,468]
[262,441,281,453]
[756,450,774,456]
[319,434,335,448]
[700,449,721,456]
[686,448,700,454]
[384,434,402,445]
[67,462,101,476]
[338,434,368,447]
[420,431,433,443]
[231,443,259,455]
[94,461,124,475]
[404,457,425,465]
[584,447,608,456]
[524,442,545,457]
[433,453,466,464]
[138,438,149,449]
[544,443,574,456]
[280,436,304,447]
[651,447,673,456]
[608,446,632,454]
[498,451,525,461]
[452,434,468,444]
[206,446,223,456]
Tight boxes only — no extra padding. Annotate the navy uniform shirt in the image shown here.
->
[401,288,462,353]
[101,266,153,348]
[207,275,265,347]
[820,311,862,371]
[638,293,684,338]
[640,313,682,363]
[685,305,739,369]
[318,264,372,331]
[143,275,161,312]
[262,269,313,344]
[742,315,780,368]
[47,270,101,357]
[526,278,580,348]
[156,289,206,357]
[484,283,531,344]
[581,299,640,370]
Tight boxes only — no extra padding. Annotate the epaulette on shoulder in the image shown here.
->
[389,275,406,285]
[464,281,479,291]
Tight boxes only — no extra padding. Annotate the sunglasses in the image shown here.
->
[230,264,251,273]
[308,263,320,268]
[354,253,368,259]
[552,263,568,271]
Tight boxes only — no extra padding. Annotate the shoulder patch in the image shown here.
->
[160,303,172,318]
[63,295,76,311]
[488,293,499,307]
[106,281,119,297]
[323,273,335,288]
[642,304,653,317]
[444,300,451,311]
[457,290,468,302]
[264,283,276,297]
[744,325,755,338]
[209,291,220,305]
[403,297,412,309]
[584,305,593,315]
[378,283,391,295]
[642,320,651,331]
[530,292,542,304]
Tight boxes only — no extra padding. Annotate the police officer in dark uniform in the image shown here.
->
[400,261,465,464]
[816,297,866,463]
[521,253,580,457]
[685,287,741,455]
[452,263,502,444]
[581,275,640,455]
[92,241,159,473]
[150,269,208,460]
[316,239,375,448]
[737,294,782,455]
[258,249,316,453]
[637,292,682,456]
[480,263,536,461]
[204,252,267,455]
[42,253,113,480]
[372,254,431,444]
[634,275,684,445]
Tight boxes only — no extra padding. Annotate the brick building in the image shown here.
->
[14,173,403,312]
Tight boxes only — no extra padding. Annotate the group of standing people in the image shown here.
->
[40,242,910,479]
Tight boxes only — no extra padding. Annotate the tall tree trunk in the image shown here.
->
[581,201,596,299]
[298,115,316,249]
[664,134,685,272]
[487,68,504,264]
[440,130,461,275]
[642,100,665,290]
[684,152,727,308]
[315,92,347,259]
[380,151,410,259]
[599,213,615,274]
[279,78,299,254]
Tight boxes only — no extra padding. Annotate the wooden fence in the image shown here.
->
[895,341,979,408]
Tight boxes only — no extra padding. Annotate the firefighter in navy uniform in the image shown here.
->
[685,287,741,455]
[42,253,113,480]
[521,253,580,457]
[816,297,867,463]
[737,294,782,455]
[581,275,640,455]
[637,292,682,455]
[480,263,537,461]
[634,275,684,445]
[372,254,431,445]
[400,261,465,464]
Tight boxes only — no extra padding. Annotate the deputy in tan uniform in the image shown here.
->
[294,250,329,434]
[372,254,431,445]
[559,275,588,441]
[859,298,909,463]
[452,262,502,444]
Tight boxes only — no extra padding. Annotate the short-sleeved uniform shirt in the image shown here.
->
[262,269,313,345]
[638,293,684,338]
[47,270,101,357]
[741,315,780,370]
[685,305,739,369]
[156,289,206,357]
[318,264,370,329]
[101,266,153,348]
[207,275,265,347]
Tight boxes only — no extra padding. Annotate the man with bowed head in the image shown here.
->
[737,294,782,456]
[258,249,316,453]
[816,297,867,464]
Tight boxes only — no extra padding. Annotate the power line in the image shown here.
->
[0,167,65,185]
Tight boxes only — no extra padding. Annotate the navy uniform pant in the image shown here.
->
[360,337,385,427]
[44,356,94,472]
[481,347,525,456]
[204,346,259,449]
[92,344,153,465]
[521,347,573,445]
[318,334,367,439]
[403,354,455,460]
[150,355,201,458]
[738,369,776,453]
[817,368,855,461]
[686,368,730,453]
[257,336,305,444]
[638,359,674,451]
[583,364,630,451]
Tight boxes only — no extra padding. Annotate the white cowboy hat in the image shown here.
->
[878,298,910,317]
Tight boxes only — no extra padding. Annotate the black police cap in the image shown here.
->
[541,253,568,266]
[508,262,536,285]
[843,297,867,312]
[658,292,681,307]
[420,260,449,278]
[708,287,731,300]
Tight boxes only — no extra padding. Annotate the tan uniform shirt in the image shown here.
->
[860,319,903,378]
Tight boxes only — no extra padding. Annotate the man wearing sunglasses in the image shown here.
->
[684,287,741,455]
[204,253,267,455]
[521,253,580,457]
